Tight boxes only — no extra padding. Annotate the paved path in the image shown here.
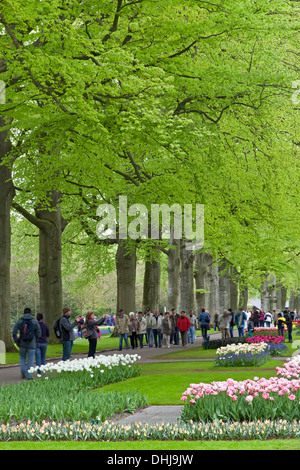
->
[0,332,210,386]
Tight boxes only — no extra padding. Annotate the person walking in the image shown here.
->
[115,309,130,351]
[59,307,80,361]
[151,310,162,348]
[35,313,49,375]
[170,309,180,345]
[145,308,154,347]
[213,311,220,331]
[198,308,210,341]
[12,307,41,380]
[259,309,265,327]
[247,317,254,337]
[177,311,191,348]
[264,311,273,328]
[84,311,107,358]
[128,312,139,349]
[161,311,172,348]
[188,310,198,344]
[284,310,293,343]
[253,309,260,328]
[218,310,230,340]
[228,308,235,338]
[277,313,286,339]
[236,308,247,337]
[137,311,147,348]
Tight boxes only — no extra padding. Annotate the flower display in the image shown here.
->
[28,353,140,377]
[1,419,300,441]
[215,342,275,367]
[246,335,285,344]
[180,375,300,422]
[245,327,287,333]
[216,343,268,356]
[276,356,300,379]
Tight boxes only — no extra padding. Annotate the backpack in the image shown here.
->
[81,323,91,339]
[54,317,63,339]
[20,318,35,342]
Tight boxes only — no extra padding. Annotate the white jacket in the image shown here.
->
[150,314,162,329]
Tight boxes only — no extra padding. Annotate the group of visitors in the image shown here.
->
[12,306,108,380]
[115,308,199,350]
[12,304,297,380]
[213,308,296,342]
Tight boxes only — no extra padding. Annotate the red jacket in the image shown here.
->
[177,315,191,332]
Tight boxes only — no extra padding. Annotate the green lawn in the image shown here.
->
[97,359,286,405]
[1,440,300,450]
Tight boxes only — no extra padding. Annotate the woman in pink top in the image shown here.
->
[259,309,265,327]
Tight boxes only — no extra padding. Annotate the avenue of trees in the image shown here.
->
[1,0,300,348]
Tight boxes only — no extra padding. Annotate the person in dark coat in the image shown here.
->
[12,307,41,380]
[35,313,49,375]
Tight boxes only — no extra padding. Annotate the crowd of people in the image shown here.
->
[114,308,198,351]
[213,308,297,343]
[114,306,298,351]
[12,305,298,380]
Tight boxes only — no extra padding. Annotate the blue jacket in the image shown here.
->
[198,312,210,326]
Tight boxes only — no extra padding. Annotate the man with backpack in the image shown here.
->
[198,308,210,341]
[12,307,41,380]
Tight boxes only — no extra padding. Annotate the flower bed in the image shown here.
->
[216,343,268,356]
[215,343,274,367]
[180,376,300,423]
[2,419,300,441]
[246,335,284,344]
[276,356,300,379]
[0,354,144,423]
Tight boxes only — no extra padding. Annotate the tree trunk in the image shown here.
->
[36,195,65,343]
[229,265,239,312]
[289,290,300,313]
[208,258,220,315]
[261,277,270,312]
[275,285,287,311]
[239,286,248,310]
[13,191,66,344]
[194,252,211,315]
[116,239,136,315]
[167,230,181,312]
[180,243,194,313]
[0,119,14,350]
[142,246,161,312]
[219,261,231,313]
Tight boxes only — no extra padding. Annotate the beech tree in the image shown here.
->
[1,0,300,347]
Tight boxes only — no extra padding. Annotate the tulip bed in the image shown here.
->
[246,335,285,344]
[181,355,300,424]
[2,418,300,442]
[0,354,146,423]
